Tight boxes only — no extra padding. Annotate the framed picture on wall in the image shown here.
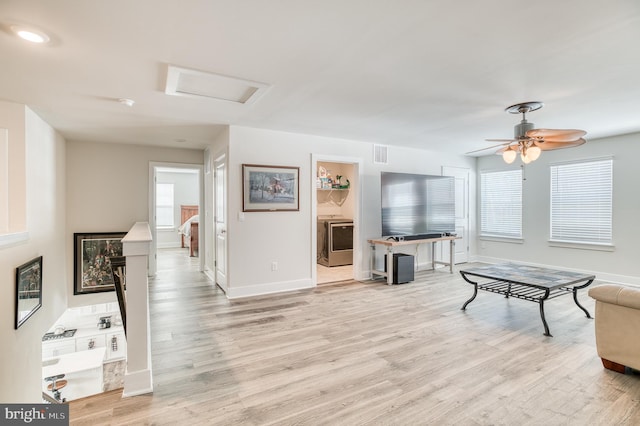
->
[74,232,126,295]
[15,256,43,329]
[242,164,300,212]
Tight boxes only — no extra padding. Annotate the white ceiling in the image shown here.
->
[1,0,639,156]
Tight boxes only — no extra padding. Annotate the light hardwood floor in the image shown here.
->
[69,249,640,425]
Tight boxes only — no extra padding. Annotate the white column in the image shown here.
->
[121,222,153,397]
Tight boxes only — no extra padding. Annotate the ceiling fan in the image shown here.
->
[469,101,587,164]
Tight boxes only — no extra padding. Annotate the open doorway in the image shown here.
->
[148,162,203,275]
[312,155,362,285]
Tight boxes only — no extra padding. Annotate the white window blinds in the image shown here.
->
[156,183,174,227]
[550,158,613,244]
[480,169,522,238]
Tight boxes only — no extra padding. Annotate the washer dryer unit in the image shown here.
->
[317,218,353,267]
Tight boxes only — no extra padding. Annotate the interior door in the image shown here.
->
[214,158,227,291]
[442,166,469,264]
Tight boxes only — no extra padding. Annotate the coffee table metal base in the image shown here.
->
[459,264,594,337]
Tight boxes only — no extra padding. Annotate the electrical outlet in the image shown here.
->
[271,261,278,271]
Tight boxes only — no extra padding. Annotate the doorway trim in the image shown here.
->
[213,154,227,293]
[311,154,364,284]
[148,161,204,276]
[442,165,470,265]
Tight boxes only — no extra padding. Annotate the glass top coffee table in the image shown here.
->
[459,263,595,336]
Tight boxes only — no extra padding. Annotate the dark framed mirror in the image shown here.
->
[15,256,43,329]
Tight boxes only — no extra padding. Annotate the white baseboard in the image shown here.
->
[123,369,153,397]
[203,267,215,282]
[226,278,314,299]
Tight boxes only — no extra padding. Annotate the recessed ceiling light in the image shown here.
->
[118,98,135,107]
[10,25,50,44]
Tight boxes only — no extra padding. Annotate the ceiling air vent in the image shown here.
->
[165,65,270,105]
[373,144,389,165]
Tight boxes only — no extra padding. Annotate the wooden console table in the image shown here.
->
[368,236,460,285]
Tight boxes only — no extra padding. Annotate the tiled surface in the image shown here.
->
[461,262,595,288]
[102,360,125,392]
[317,264,352,284]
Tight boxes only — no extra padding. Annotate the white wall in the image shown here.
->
[226,125,477,298]
[66,141,204,307]
[0,104,67,403]
[0,102,26,236]
[476,132,640,285]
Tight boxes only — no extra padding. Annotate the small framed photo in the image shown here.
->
[15,256,43,329]
[242,164,300,212]
[74,232,126,295]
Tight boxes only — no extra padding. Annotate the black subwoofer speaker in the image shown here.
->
[384,253,414,284]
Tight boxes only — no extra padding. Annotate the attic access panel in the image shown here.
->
[165,65,270,105]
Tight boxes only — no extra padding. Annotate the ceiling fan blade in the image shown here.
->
[536,135,584,143]
[485,138,516,142]
[533,138,586,151]
[466,141,513,155]
[526,128,587,140]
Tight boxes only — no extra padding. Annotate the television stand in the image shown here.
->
[368,235,461,285]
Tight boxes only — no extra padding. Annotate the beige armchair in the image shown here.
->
[588,284,640,373]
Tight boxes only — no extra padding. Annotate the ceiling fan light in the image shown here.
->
[527,146,542,161]
[502,150,517,164]
[521,152,532,164]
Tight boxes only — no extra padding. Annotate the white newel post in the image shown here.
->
[121,222,153,397]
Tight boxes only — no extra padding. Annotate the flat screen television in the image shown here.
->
[381,172,455,238]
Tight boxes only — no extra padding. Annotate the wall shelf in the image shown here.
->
[317,188,349,206]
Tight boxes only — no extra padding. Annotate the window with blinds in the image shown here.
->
[550,158,613,245]
[156,183,175,228]
[480,168,522,238]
